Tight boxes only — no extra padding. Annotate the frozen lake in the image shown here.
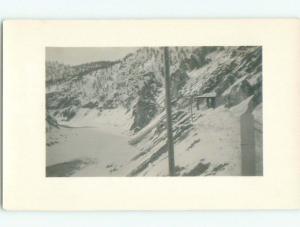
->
[46,127,140,177]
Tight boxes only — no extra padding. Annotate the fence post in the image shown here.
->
[190,95,193,122]
[240,111,256,176]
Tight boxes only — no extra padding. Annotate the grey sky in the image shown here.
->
[46,47,139,65]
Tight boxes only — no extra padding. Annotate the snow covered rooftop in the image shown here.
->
[195,91,217,98]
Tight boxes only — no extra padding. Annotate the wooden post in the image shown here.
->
[190,95,193,122]
[163,47,176,176]
[240,111,256,176]
[196,97,200,110]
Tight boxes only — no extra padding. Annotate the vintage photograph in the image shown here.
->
[46,46,262,177]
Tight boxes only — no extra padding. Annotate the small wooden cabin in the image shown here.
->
[194,92,217,109]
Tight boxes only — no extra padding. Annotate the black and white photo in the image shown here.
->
[46,46,263,177]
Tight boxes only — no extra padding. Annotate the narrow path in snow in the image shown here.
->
[46,127,140,177]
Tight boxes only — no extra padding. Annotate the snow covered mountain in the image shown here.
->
[46,46,262,176]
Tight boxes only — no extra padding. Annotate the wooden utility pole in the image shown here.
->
[190,95,193,122]
[163,47,175,176]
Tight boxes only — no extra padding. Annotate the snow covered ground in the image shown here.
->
[47,99,251,177]
[46,108,139,176]
[47,127,140,177]
[125,101,250,176]
[47,101,246,176]
[64,107,133,136]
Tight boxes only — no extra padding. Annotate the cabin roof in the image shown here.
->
[195,91,217,98]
